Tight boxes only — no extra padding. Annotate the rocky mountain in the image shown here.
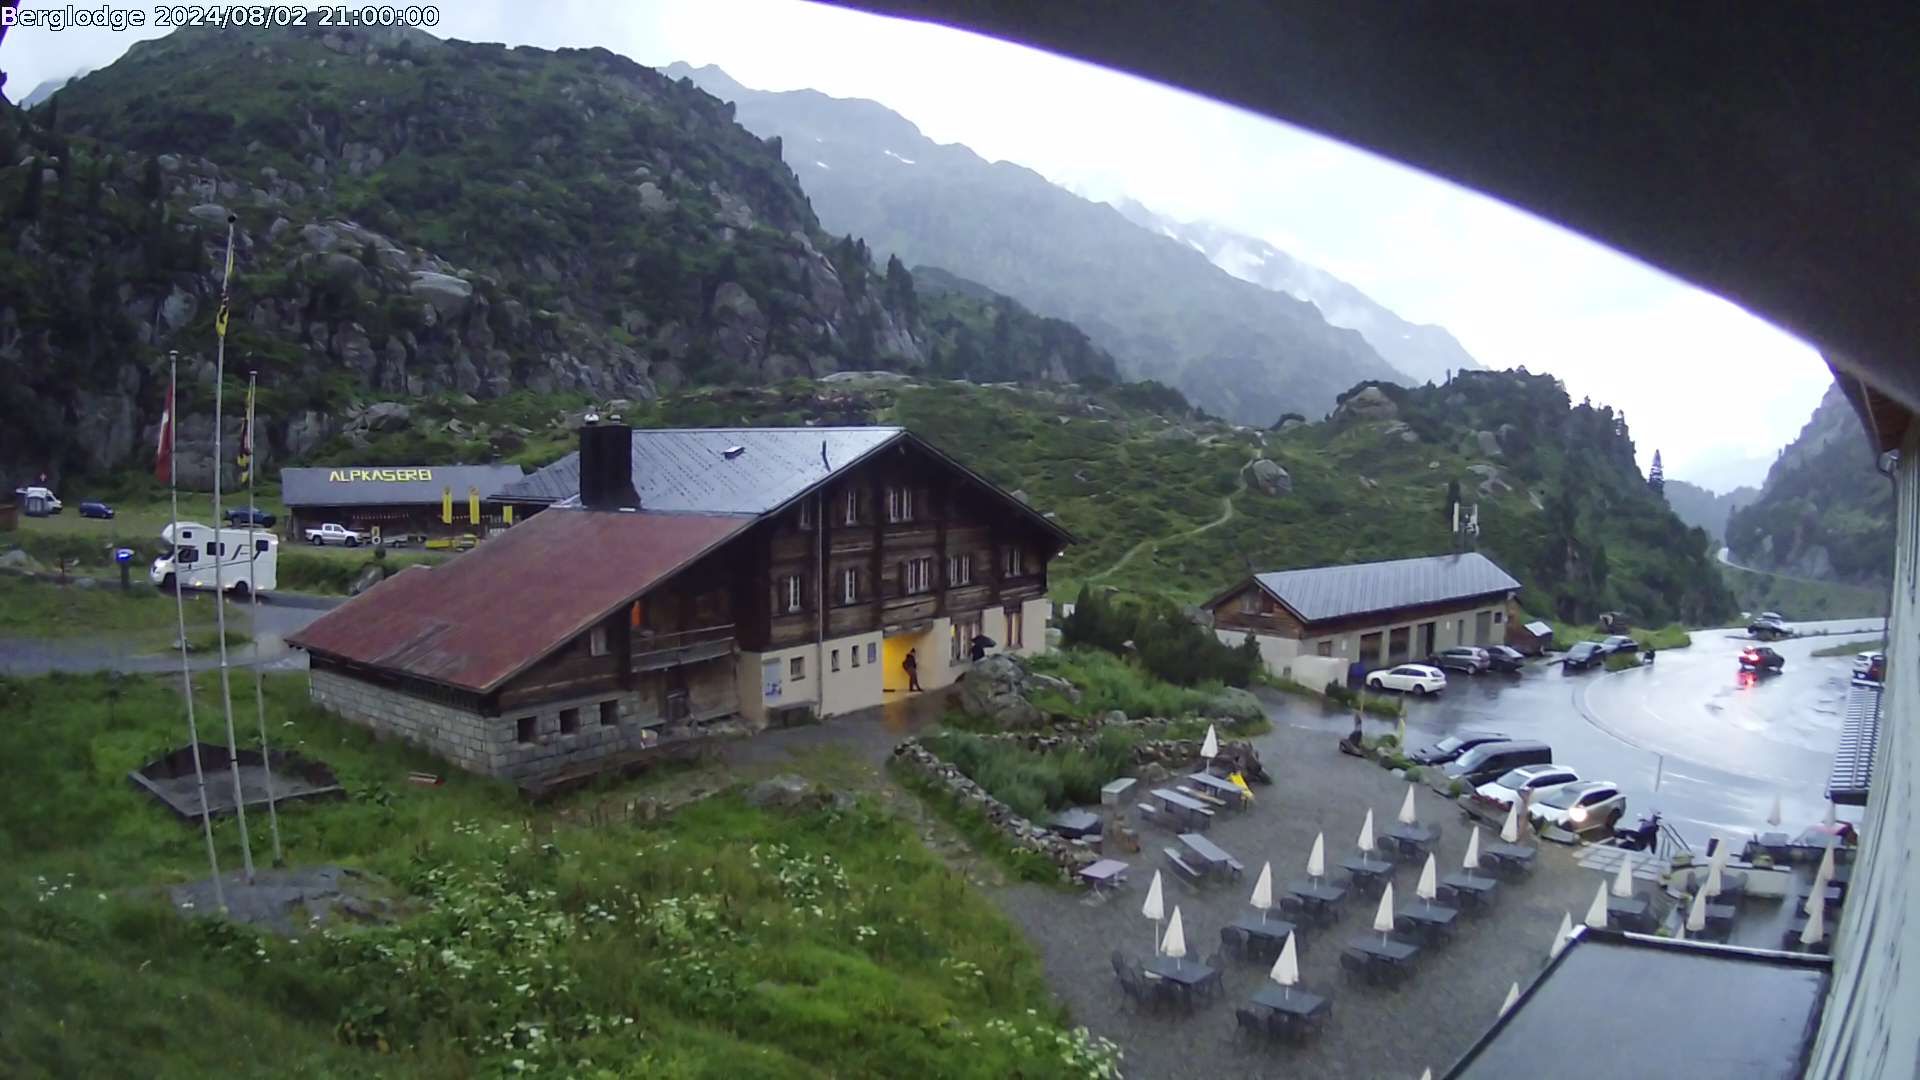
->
[1725,381,1894,583]
[16,72,86,109]
[1111,200,1480,386]
[0,25,1117,486]
[669,63,1408,426]
[1662,479,1758,543]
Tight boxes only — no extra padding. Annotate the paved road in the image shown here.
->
[0,590,339,676]
[1268,618,1885,850]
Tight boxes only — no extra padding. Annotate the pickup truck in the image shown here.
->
[304,523,364,547]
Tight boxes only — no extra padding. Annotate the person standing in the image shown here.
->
[904,648,922,692]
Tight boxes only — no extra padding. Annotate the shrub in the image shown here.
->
[1060,587,1258,687]
[922,729,1138,821]
[1448,779,1467,797]
[1603,652,1642,672]
[1403,766,1423,782]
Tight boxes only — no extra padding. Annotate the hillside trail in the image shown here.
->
[1087,456,1256,584]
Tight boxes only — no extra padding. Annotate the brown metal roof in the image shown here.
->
[287,508,748,693]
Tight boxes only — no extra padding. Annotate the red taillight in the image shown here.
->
[1741,651,1757,661]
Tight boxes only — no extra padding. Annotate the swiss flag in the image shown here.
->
[154,372,175,484]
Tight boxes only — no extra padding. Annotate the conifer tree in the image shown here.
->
[1648,449,1665,496]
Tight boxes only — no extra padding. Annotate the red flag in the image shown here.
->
[154,372,175,484]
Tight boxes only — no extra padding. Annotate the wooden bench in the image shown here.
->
[1163,847,1204,883]
[1177,786,1229,808]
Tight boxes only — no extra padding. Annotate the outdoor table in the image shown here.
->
[1395,903,1459,943]
[1704,903,1737,934]
[1342,936,1420,984]
[1704,868,1748,899]
[1078,859,1129,892]
[1286,880,1348,923]
[1785,914,1835,950]
[1050,808,1103,838]
[1382,823,1439,860]
[1151,788,1213,831]
[1440,872,1498,912]
[1484,843,1537,876]
[1757,831,1792,861]
[1231,913,1296,960]
[1251,984,1330,1033]
[1179,832,1240,877]
[1144,955,1216,1008]
[1606,894,1653,932]
[1342,854,1394,893]
[1186,772,1248,807]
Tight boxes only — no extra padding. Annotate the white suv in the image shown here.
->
[1474,763,1580,809]
[1366,663,1448,695]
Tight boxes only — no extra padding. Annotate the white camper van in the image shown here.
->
[150,521,279,595]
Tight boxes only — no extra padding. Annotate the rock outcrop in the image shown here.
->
[1246,457,1293,495]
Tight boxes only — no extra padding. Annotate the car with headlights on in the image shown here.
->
[1529,780,1627,835]
[1473,763,1581,810]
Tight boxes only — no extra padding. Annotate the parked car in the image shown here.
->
[225,506,277,527]
[1739,645,1786,673]
[1365,663,1448,695]
[1486,645,1528,672]
[1444,739,1554,787]
[1748,617,1792,640]
[1759,611,1786,623]
[1530,780,1627,834]
[1600,634,1640,655]
[14,485,61,515]
[1409,730,1510,766]
[304,522,364,547]
[1853,651,1886,683]
[1562,641,1608,670]
[1430,646,1491,674]
[1474,763,1582,809]
[78,500,115,519]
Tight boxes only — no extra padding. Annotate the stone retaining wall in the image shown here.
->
[891,739,1098,881]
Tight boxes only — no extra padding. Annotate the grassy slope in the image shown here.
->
[0,673,1110,1079]
[0,575,239,652]
[1718,560,1888,621]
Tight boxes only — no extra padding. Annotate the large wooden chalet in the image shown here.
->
[288,421,1068,784]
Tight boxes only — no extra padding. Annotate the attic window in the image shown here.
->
[722,446,746,459]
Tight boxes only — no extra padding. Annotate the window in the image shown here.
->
[797,500,814,529]
[948,554,972,586]
[1316,639,1333,658]
[867,642,878,665]
[843,488,860,526]
[1493,611,1505,624]
[762,658,783,700]
[177,545,200,564]
[851,644,861,668]
[886,485,914,523]
[951,616,981,662]
[790,655,806,681]
[559,707,580,735]
[904,557,934,594]
[515,716,537,744]
[255,539,271,554]
[1239,591,1259,614]
[780,574,804,614]
[831,649,841,672]
[588,626,609,657]
[1006,608,1024,648]
[599,700,619,726]
[841,567,859,605]
[210,542,225,557]
[1005,546,1027,577]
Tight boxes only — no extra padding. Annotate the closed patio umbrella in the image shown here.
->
[1801,887,1827,947]
[1143,870,1164,952]
[1463,825,1483,871]
[1500,801,1522,845]
[1373,881,1396,944]
[1685,883,1709,935]
[1499,981,1520,1017]
[1416,853,1439,908]
[1611,853,1635,898]
[1307,832,1326,880]
[1767,794,1783,828]
[1806,846,1837,917]
[1162,906,1188,968]
[1359,808,1377,854]
[1704,835,1728,898]
[1823,800,1837,828]
[1271,930,1299,1000]
[1584,883,1610,930]
[1251,861,1274,923]
[1398,783,1419,826]
[1201,724,1219,762]
[1550,911,1573,959]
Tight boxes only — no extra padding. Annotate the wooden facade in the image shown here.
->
[1212,583,1515,643]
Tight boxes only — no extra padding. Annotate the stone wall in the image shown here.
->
[891,739,1098,881]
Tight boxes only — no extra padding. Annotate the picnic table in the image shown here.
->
[1606,893,1653,931]
[1286,879,1349,922]
[1185,772,1249,808]
[1342,854,1394,893]
[1144,955,1216,1008]
[1230,913,1296,960]
[1382,822,1439,859]
[1251,984,1330,1035]
[1799,882,1844,909]
[1078,859,1130,892]
[1179,832,1244,877]
[1395,902,1459,943]
[1484,842,1537,876]
[1704,902,1737,935]
[1342,936,1420,984]
[1050,808,1103,838]
[1702,868,1749,900]
[1439,872,1498,913]
[1755,831,1793,861]
[1150,788,1215,831]
[1785,914,1835,951]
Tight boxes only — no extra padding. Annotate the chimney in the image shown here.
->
[578,417,640,511]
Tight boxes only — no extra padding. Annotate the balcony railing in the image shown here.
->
[631,623,736,672]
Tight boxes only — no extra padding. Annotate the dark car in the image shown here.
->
[1409,730,1510,766]
[1562,641,1607,670]
[1747,618,1790,641]
[1429,646,1491,674]
[1444,739,1554,787]
[1486,645,1528,672]
[78,500,115,519]
[225,507,277,527]
[1739,645,1786,673]
[1600,634,1639,655]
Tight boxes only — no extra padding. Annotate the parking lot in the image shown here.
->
[1267,619,1885,849]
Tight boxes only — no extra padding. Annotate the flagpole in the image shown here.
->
[209,213,256,884]
[165,349,227,912]
[244,368,283,865]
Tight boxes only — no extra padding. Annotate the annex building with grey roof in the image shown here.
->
[279,463,527,541]
[1203,552,1522,680]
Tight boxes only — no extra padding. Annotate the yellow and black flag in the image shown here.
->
[236,376,256,485]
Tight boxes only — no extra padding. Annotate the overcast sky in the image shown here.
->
[4,0,1830,490]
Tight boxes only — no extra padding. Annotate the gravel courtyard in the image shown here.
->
[988,702,1601,1080]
